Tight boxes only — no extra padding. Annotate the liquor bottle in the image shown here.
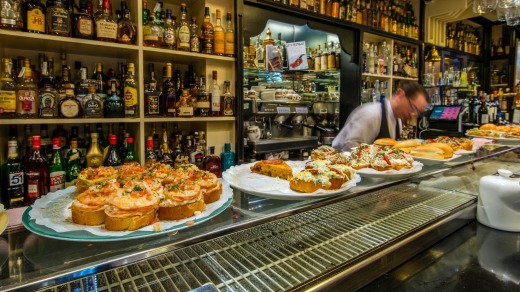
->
[162,9,176,50]
[57,66,75,100]
[73,0,95,39]
[163,63,177,117]
[104,134,121,167]
[144,64,163,116]
[46,0,71,36]
[176,89,194,117]
[144,136,157,167]
[65,138,81,182]
[177,3,190,51]
[0,0,22,30]
[196,76,210,117]
[123,137,137,165]
[24,136,48,205]
[123,63,138,117]
[172,134,183,167]
[91,63,107,102]
[190,141,204,169]
[224,12,235,57]
[189,17,200,53]
[48,138,65,192]
[203,146,221,178]
[142,13,162,47]
[159,142,175,167]
[16,65,39,118]
[213,9,225,56]
[142,0,149,26]
[40,124,52,160]
[200,7,214,54]
[220,143,235,172]
[117,1,137,45]
[22,0,45,34]
[219,80,233,116]
[86,132,103,167]
[59,89,81,118]
[95,0,117,42]
[52,124,68,150]
[479,95,489,125]
[104,81,124,118]
[210,71,221,116]
[1,139,24,208]
[83,83,103,118]
[0,58,17,118]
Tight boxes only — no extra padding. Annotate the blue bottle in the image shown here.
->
[220,143,235,172]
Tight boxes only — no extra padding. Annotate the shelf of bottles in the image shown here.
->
[445,21,482,57]
[0,0,238,208]
[262,0,420,41]
[360,32,418,103]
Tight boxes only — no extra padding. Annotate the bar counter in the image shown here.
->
[0,144,519,291]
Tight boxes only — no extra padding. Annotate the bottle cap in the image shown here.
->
[127,137,134,143]
[147,137,153,148]
[109,134,117,145]
[52,138,61,149]
[224,143,231,151]
[32,136,41,149]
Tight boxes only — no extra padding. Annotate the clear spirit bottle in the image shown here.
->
[162,9,176,50]
[222,80,234,116]
[176,3,190,51]
[210,71,221,116]
[224,12,235,57]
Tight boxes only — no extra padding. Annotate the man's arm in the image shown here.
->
[332,105,381,151]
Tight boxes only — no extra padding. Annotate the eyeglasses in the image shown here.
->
[406,97,420,116]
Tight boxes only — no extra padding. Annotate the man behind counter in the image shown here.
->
[332,80,428,151]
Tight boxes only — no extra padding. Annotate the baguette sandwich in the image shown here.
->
[392,139,421,153]
[427,142,453,158]
[373,138,397,147]
[410,145,445,160]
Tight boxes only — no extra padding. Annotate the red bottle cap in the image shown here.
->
[127,137,133,144]
[109,134,117,145]
[147,138,153,149]
[32,136,41,149]
[52,138,61,149]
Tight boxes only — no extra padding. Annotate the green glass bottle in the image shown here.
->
[1,139,25,208]
[66,139,82,182]
[123,137,138,165]
[48,138,65,192]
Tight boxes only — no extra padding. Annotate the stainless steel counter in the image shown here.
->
[0,145,519,291]
[362,222,520,291]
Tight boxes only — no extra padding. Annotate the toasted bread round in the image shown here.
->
[480,123,498,131]
[289,179,325,193]
[71,205,106,226]
[158,199,206,220]
[104,208,156,231]
[374,138,397,146]
[427,142,454,158]
[203,182,222,204]
[393,139,421,149]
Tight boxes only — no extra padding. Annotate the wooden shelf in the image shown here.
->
[362,73,391,79]
[0,118,141,125]
[143,117,236,122]
[392,76,419,81]
[142,47,236,63]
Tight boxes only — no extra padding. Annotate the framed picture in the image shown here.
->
[265,45,283,71]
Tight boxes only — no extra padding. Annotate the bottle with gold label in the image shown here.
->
[95,0,117,42]
[16,66,39,118]
[224,12,234,57]
[22,0,45,34]
[213,9,225,55]
[176,3,190,51]
[0,58,17,118]
[222,81,234,116]
[200,7,214,54]
[176,89,194,117]
[59,89,81,118]
[46,0,71,36]
[86,133,103,167]
[123,63,138,117]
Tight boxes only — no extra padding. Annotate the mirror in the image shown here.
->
[516,39,520,86]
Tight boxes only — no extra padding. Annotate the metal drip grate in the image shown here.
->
[39,185,475,292]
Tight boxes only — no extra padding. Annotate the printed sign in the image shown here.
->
[286,41,309,70]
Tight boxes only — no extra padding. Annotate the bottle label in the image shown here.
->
[60,99,79,117]
[178,106,194,116]
[96,21,117,39]
[223,97,234,116]
[178,25,190,48]
[69,152,79,161]
[211,93,220,112]
[196,101,210,109]
[224,32,234,55]
[26,171,40,198]
[17,90,37,114]
[124,87,137,107]
[84,99,103,117]
[27,9,45,33]
[481,114,489,124]
[87,156,102,167]
[50,9,69,33]
[0,90,16,113]
[164,30,175,45]
[49,171,65,192]
[190,35,200,52]
[142,26,158,41]
[77,18,93,36]
[146,95,160,114]
[201,28,214,52]
[9,172,23,187]
[214,31,225,54]
[39,92,58,117]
